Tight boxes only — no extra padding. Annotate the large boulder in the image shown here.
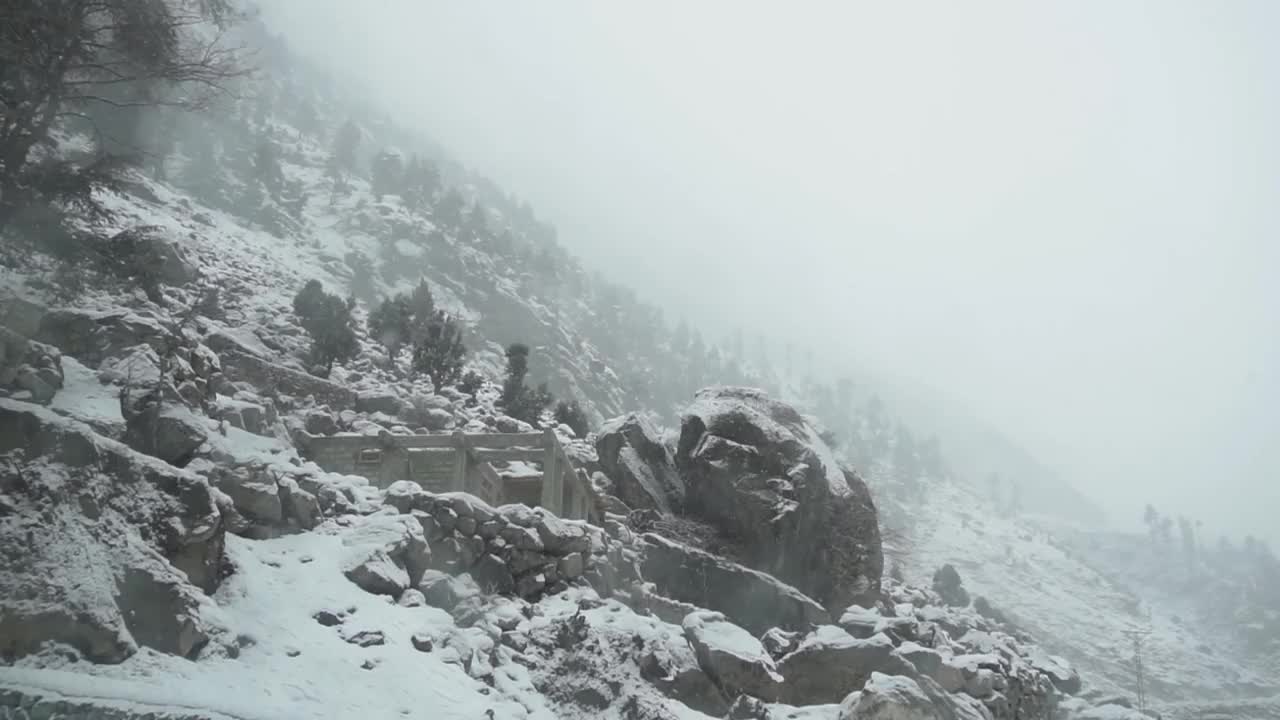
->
[0,400,226,663]
[595,412,683,514]
[356,389,403,416]
[683,611,783,701]
[123,400,208,468]
[838,672,992,720]
[641,532,828,636]
[775,627,911,705]
[675,387,884,611]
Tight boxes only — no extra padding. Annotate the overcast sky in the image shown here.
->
[262,0,1280,544]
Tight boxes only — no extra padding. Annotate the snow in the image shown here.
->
[3,528,551,720]
[48,357,123,427]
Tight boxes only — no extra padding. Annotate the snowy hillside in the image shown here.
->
[883,469,1280,715]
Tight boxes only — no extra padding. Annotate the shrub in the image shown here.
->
[458,370,484,398]
[367,294,412,361]
[553,399,590,438]
[292,280,358,377]
[411,310,466,387]
[500,342,553,424]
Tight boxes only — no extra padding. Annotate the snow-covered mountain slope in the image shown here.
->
[887,472,1280,714]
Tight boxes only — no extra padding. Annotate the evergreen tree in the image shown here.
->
[367,294,412,362]
[406,278,436,345]
[553,399,590,438]
[291,280,358,377]
[501,343,553,424]
[411,311,467,387]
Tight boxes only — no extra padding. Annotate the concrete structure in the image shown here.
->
[298,427,594,520]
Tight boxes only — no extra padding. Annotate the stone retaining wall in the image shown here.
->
[0,687,234,720]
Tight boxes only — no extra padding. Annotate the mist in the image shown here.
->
[262,0,1280,544]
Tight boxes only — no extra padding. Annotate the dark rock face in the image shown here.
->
[595,412,683,514]
[675,387,884,612]
[640,533,828,636]
[0,326,63,404]
[0,400,226,663]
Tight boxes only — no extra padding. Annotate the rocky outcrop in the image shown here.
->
[933,564,971,607]
[640,532,828,636]
[595,412,683,514]
[675,387,883,612]
[35,308,175,369]
[0,400,226,663]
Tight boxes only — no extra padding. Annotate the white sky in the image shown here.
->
[263,0,1280,544]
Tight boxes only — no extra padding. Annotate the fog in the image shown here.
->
[263,0,1280,544]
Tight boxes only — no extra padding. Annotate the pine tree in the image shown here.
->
[370,149,403,200]
[292,280,358,377]
[435,188,465,229]
[411,311,467,387]
[367,295,412,362]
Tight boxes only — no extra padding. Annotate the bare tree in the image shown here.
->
[0,0,248,228]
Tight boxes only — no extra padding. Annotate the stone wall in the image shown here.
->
[0,687,233,720]
[216,348,356,410]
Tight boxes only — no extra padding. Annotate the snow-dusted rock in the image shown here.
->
[675,386,883,611]
[356,389,403,415]
[683,611,783,701]
[776,627,909,705]
[641,532,828,636]
[344,548,410,597]
[595,412,683,514]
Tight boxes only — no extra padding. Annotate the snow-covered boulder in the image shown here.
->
[595,411,683,514]
[775,627,910,705]
[683,611,783,701]
[675,386,884,611]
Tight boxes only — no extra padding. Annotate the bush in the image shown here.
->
[458,370,484,397]
[411,310,466,387]
[367,294,412,361]
[292,280,358,377]
[501,342,553,424]
[553,399,590,438]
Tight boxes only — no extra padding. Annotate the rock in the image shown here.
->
[514,572,547,598]
[35,308,175,369]
[761,628,800,660]
[279,479,322,529]
[595,412,683,514]
[933,564,970,607]
[303,409,339,436]
[897,641,944,677]
[384,480,430,514]
[641,533,828,636]
[313,610,343,626]
[472,554,516,594]
[839,605,883,639]
[411,632,435,652]
[533,510,590,554]
[557,552,586,580]
[1026,648,1082,695]
[113,565,212,659]
[356,390,403,415]
[398,588,427,607]
[418,570,479,611]
[682,611,783,701]
[675,387,883,612]
[838,673,933,720]
[0,400,226,663]
[344,549,410,597]
[776,628,909,705]
[123,401,208,467]
[421,408,454,431]
[343,629,386,647]
[212,467,282,525]
[107,226,199,287]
